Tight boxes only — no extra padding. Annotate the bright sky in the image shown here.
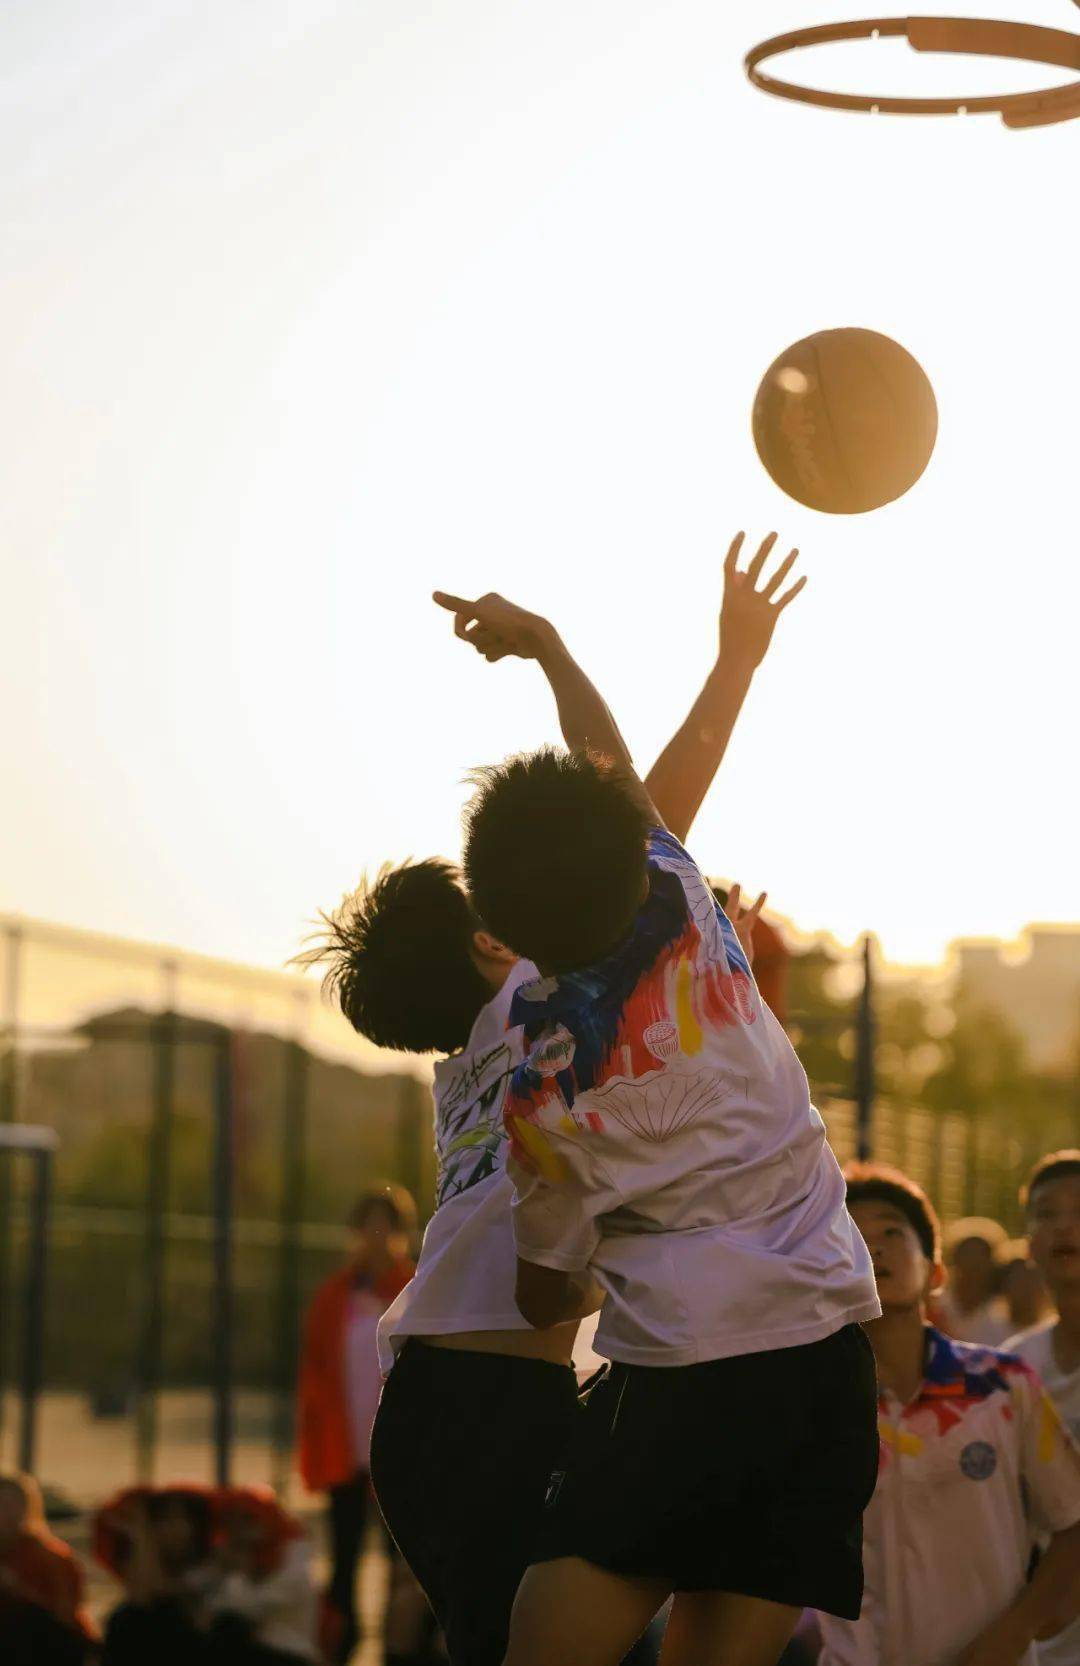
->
[3,0,1078,980]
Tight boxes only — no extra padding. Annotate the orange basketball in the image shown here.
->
[752,327,938,515]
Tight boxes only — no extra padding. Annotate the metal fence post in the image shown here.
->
[272,1027,308,1496]
[0,925,23,1454]
[855,935,876,1162]
[212,1029,235,1488]
[19,1142,53,1474]
[135,963,178,1482]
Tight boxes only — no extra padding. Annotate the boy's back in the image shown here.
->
[505,828,878,1366]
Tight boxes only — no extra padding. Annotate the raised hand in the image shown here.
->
[432,591,556,664]
[725,882,767,967]
[719,531,806,670]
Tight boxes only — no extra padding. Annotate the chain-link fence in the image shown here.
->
[0,916,433,1507]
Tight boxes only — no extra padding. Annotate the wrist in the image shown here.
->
[534,623,568,667]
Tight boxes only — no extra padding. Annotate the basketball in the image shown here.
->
[752,327,938,515]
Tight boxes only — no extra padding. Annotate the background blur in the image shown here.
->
[2,0,1078,1648]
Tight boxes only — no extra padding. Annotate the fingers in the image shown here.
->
[726,882,741,918]
[433,591,472,613]
[723,532,746,581]
[746,531,778,585]
[747,890,767,923]
[762,547,799,600]
[775,575,808,611]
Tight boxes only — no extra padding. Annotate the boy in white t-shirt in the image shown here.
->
[828,1162,1080,1666]
[311,534,793,1666]
[1010,1151,1080,1666]
[435,570,879,1666]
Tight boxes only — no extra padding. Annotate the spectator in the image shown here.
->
[0,1471,96,1664]
[204,1485,319,1665]
[822,1163,1080,1666]
[1010,1151,1080,1666]
[298,1184,425,1664]
[95,1484,217,1666]
[998,1236,1053,1336]
[936,1215,1013,1344]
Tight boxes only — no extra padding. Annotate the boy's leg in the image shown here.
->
[503,1558,671,1666]
[659,1592,799,1666]
[327,1473,370,1663]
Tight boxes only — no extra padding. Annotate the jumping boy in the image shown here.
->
[310,535,791,1666]
[433,570,880,1666]
[835,1163,1080,1666]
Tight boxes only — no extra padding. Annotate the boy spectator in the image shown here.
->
[938,1216,1013,1345]
[205,1485,319,1664]
[297,1184,425,1664]
[830,1163,1080,1666]
[1010,1151,1080,1665]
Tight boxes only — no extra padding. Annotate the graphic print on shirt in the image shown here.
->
[504,830,757,1174]
[877,1331,1076,1479]
[434,1039,516,1206]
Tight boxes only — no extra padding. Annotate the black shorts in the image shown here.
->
[369,1341,580,1666]
[532,1322,879,1620]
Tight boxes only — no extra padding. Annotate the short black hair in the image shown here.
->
[300,859,491,1055]
[1023,1150,1080,1211]
[349,1183,417,1236]
[464,747,652,973]
[844,1161,942,1263]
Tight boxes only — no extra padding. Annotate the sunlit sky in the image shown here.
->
[4,0,1078,983]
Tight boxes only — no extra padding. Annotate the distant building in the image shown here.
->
[954,927,1080,1075]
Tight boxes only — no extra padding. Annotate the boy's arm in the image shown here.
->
[434,531,804,844]
[955,1519,1080,1665]
[642,531,804,843]
[432,590,662,821]
[515,1260,604,1328]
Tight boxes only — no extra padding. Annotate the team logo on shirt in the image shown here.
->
[959,1440,998,1480]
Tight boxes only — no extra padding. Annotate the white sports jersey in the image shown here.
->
[376,960,537,1377]
[503,829,879,1366]
[1010,1321,1080,1666]
[819,1329,1080,1666]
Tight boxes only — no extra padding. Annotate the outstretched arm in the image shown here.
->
[642,531,804,843]
[432,590,662,821]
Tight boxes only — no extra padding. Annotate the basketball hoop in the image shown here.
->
[745,17,1080,129]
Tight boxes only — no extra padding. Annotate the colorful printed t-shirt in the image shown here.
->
[1010,1321,1080,1666]
[376,959,539,1376]
[818,1329,1080,1666]
[503,828,879,1367]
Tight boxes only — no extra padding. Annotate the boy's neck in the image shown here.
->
[864,1304,929,1405]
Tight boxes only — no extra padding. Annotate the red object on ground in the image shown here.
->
[0,1526,98,1641]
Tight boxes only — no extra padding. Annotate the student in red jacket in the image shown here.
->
[0,1472,96,1665]
[298,1184,416,1664]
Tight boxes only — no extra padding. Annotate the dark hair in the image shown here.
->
[464,748,652,973]
[844,1161,942,1263]
[349,1183,417,1237]
[1023,1150,1080,1211]
[299,859,491,1055]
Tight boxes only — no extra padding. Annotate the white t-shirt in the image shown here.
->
[819,1330,1080,1666]
[938,1288,1013,1347]
[345,1290,385,1468]
[1010,1321,1080,1666]
[208,1538,319,1661]
[503,829,879,1367]
[376,959,538,1377]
